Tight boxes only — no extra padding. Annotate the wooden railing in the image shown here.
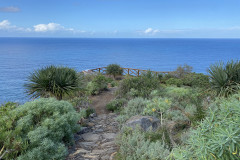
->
[87,67,171,77]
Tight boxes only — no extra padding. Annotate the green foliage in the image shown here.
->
[182,73,210,88]
[161,73,176,83]
[144,98,171,115]
[25,65,80,100]
[208,60,240,97]
[117,71,160,98]
[110,80,118,87]
[116,127,170,160]
[0,102,19,159]
[67,96,91,111]
[165,78,183,87]
[165,86,191,101]
[145,126,172,148]
[78,109,87,119]
[87,74,108,95]
[106,64,123,79]
[166,110,189,122]
[86,107,95,118]
[171,64,193,78]
[144,97,172,124]
[0,98,81,160]
[116,97,149,125]
[106,98,127,112]
[171,94,240,160]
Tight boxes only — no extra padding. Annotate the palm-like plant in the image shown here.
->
[25,65,80,100]
[208,60,240,97]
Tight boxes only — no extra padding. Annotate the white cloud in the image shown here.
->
[0,20,31,32]
[144,28,159,35]
[0,20,11,29]
[33,23,64,32]
[0,20,89,36]
[33,22,88,34]
[0,6,20,12]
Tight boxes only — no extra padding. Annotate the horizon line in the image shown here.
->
[1,37,240,39]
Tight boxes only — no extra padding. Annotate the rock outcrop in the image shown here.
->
[125,115,160,131]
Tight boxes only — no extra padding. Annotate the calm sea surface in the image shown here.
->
[1,38,240,104]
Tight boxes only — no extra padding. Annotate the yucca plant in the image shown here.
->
[208,60,240,97]
[25,65,80,100]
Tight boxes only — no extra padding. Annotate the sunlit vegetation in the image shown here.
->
[1,61,240,159]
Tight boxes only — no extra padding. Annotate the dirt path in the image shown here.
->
[67,113,119,160]
[67,87,119,160]
[89,87,117,115]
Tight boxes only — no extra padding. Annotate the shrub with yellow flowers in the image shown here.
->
[144,98,172,124]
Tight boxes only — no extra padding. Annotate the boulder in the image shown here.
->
[125,115,160,131]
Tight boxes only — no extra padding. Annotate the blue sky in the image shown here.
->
[1,0,240,38]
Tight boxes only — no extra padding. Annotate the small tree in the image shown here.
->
[172,64,193,78]
[106,64,123,79]
[25,65,80,100]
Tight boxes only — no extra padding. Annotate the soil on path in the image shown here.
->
[89,87,117,115]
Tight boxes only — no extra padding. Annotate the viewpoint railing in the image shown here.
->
[87,67,171,77]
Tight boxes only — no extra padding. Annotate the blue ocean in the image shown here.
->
[0,38,240,104]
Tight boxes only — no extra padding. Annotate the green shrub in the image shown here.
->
[87,74,108,95]
[117,128,170,160]
[110,80,118,87]
[116,98,149,125]
[144,97,172,124]
[0,98,81,160]
[166,110,188,122]
[67,96,91,111]
[165,86,191,101]
[86,107,95,118]
[0,102,18,159]
[166,78,183,87]
[182,73,210,88]
[106,98,127,112]
[171,94,240,160]
[171,64,193,78]
[106,77,114,83]
[106,64,123,79]
[117,71,160,98]
[25,65,80,100]
[79,109,87,119]
[161,73,177,83]
[208,60,240,97]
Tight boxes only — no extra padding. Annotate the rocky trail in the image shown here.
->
[67,88,119,160]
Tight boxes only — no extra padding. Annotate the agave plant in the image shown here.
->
[208,60,240,97]
[25,65,80,100]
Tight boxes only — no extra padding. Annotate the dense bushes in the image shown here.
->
[116,128,170,160]
[166,78,183,87]
[87,74,108,95]
[170,94,240,160]
[117,71,160,98]
[208,60,240,97]
[0,98,81,160]
[162,65,210,89]
[116,97,149,125]
[106,98,127,112]
[106,64,123,79]
[182,72,210,88]
[25,65,80,100]
[170,64,193,79]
